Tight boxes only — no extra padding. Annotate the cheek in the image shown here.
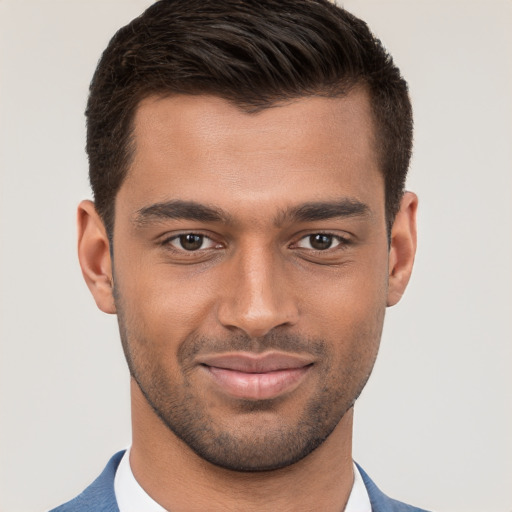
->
[299,255,388,329]
[113,255,221,353]
[295,250,388,368]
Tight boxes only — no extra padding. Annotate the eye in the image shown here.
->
[296,233,346,251]
[168,233,218,251]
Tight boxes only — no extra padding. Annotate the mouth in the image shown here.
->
[198,352,315,401]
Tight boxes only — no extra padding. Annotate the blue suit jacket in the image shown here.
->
[50,451,431,511]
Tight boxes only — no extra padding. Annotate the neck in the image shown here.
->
[130,379,355,512]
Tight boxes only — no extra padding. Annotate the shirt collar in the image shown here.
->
[114,447,371,512]
[114,447,166,512]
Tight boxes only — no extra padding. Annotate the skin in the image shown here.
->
[78,89,417,511]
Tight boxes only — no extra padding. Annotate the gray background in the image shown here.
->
[1,1,511,511]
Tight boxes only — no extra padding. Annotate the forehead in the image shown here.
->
[132,89,377,164]
[120,90,383,219]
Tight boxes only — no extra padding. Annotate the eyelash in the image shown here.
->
[160,232,351,253]
[293,233,351,252]
[162,233,221,252]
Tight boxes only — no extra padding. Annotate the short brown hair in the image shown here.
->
[86,0,413,236]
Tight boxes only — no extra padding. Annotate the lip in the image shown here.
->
[199,352,314,400]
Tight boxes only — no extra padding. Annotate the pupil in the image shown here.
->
[311,234,332,250]
[180,234,203,251]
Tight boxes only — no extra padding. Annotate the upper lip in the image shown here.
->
[198,351,315,373]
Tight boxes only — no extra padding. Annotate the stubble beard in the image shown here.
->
[115,301,382,472]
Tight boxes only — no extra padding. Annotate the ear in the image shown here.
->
[77,200,116,314]
[387,191,418,307]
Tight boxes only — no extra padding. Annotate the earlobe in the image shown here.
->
[387,191,418,307]
[77,200,116,314]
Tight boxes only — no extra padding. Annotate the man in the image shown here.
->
[51,0,426,510]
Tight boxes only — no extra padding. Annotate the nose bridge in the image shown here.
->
[217,240,298,337]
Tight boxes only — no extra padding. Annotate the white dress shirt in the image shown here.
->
[114,447,371,511]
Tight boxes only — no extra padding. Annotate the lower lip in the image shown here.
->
[205,365,312,400]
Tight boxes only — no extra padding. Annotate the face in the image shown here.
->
[81,90,414,472]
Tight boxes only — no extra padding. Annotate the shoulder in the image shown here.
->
[49,450,124,512]
[356,463,432,512]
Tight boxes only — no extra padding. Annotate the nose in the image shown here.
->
[216,245,299,338]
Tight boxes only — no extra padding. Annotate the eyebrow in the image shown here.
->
[133,197,371,227]
[277,199,371,225]
[134,200,231,225]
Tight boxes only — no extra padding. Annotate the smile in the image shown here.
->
[199,352,314,401]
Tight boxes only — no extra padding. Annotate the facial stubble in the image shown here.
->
[115,291,383,473]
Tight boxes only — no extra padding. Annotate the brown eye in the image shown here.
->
[295,233,348,251]
[309,234,334,250]
[178,234,204,251]
[167,233,219,253]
